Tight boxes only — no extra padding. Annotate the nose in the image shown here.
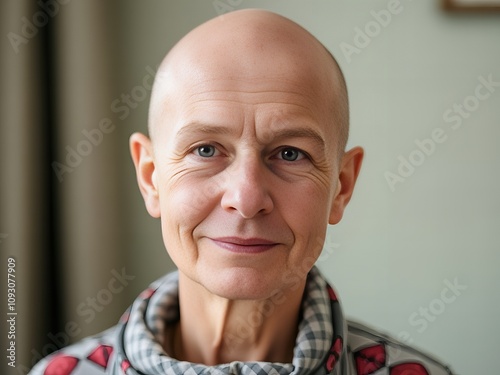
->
[220,155,274,219]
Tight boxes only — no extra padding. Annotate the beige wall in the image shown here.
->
[114,1,500,374]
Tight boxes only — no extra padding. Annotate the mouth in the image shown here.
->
[210,237,279,254]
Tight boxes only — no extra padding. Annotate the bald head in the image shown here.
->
[148,9,349,156]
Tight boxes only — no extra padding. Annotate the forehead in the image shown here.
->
[155,56,335,137]
[153,74,335,154]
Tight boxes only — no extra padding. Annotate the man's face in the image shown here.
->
[147,46,343,300]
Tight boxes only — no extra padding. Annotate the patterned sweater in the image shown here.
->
[29,267,454,375]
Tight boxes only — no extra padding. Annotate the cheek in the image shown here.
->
[158,173,222,234]
[281,178,333,223]
[280,181,332,260]
[158,178,214,267]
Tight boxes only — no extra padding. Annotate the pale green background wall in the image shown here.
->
[116,1,500,374]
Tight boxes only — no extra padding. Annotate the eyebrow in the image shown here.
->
[269,127,326,150]
[175,122,235,140]
[174,122,326,150]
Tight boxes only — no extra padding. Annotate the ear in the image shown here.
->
[129,132,161,218]
[329,146,364,225]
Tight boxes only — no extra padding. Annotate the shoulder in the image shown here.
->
[28,327,118,375]
[346,320,455,375]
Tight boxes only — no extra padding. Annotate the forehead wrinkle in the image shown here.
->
[184,98,317,118]
[184,86,319,105]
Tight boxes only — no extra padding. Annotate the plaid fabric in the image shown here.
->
[115,267,335,375]
[29,267,454,375]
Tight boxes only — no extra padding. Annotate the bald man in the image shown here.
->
[30,9,454,375]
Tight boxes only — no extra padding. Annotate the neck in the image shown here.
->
[170,272,306,365]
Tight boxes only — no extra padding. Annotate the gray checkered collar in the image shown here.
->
[116,267,347,375]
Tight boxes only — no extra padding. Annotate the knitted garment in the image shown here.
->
[29,267,454,375]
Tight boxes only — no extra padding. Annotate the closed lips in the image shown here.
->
[210,237,278,253]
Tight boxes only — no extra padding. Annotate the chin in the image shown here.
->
[202,267,280,301]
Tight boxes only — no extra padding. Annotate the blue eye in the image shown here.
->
[280,148,302,161]
[195,145,216,157]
